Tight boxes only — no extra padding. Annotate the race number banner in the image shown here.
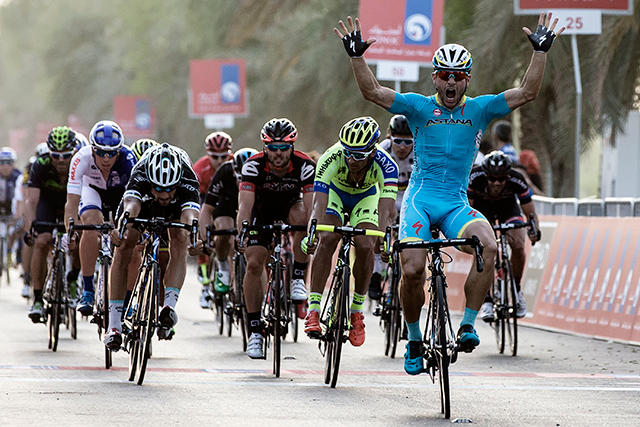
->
[359,0,444,63]
[189,59,247,117]
[113,96,156,139]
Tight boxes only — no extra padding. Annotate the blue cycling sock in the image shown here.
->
[406,320,422,342]
[82,275,95,293]
[460,307,478,328]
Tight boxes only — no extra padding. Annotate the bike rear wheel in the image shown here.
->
[389,267,402,359]
[135,263,159,385]
[435,274,451,419]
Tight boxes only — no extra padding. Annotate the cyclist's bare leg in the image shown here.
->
[164,227,189,294]
[213,216,234,264]
[79,209,104,279]
[243,245,269,313]
[31,232,53,294]
[308,214,342,294]
[127,244,143,292]
[460,220,497,311]
[110,228,140,301]
[288,201,310,265]
[352,221,377,296]
[399,248,427,324]
[507,227,526,285]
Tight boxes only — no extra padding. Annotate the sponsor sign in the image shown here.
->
[113,96,156,139]
[514,0,632,14]
[189,59,247,117]
[359,0,444,64]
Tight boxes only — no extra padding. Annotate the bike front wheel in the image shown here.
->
[324,265,349,389]
[135,263,159,385]
[435,274,451,419]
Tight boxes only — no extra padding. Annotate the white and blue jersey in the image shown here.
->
[388,92,512,240]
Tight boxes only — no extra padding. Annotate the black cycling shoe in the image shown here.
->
[368,273,382,301]
[456,324,480,353]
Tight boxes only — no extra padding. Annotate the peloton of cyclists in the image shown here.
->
[467,150,541,320]
[0,147,24,271]
[334,13,563,375]
[104,143,203,350]
[301,116,398,347]
[237,118,315,359]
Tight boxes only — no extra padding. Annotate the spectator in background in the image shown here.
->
[492,120,518,164]
[519,149,544,193]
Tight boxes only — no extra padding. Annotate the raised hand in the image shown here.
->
[334,16,376,58]
[523,12,565,53]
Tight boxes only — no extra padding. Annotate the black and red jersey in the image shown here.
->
[240,150,315,207]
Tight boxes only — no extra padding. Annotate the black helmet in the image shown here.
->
[389,115,411,136]
[482,150,512,177]
[260,118,298,143]
[233,148,259,174]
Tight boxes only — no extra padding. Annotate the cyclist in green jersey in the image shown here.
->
[302,117,398,347]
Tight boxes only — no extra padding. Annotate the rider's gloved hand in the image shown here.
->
[23,231,34,246]
[528,228,542,242]
[527,24,558,53]
[341,29,371,58]
[301,235,316,255]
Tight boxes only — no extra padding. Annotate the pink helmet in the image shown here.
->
[204,132,232,154]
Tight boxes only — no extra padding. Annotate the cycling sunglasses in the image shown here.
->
[153,185,177,193]
[0,159,14,165]
[391,137,414,146]
[265,144,293,152]
[487,175,507,183]
[50,151,74,160]
[94,148,118,158]
[208,152,230,159]
[434,70,469,82]
[343,148,374,161]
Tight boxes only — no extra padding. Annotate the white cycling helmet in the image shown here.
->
[146,143,183,189]
[35,142,50,157]
[432,43,472,73]
[0,147,17,163]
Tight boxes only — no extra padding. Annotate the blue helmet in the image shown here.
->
[90,120,124,152]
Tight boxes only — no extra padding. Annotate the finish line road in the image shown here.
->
[1,266,639,426]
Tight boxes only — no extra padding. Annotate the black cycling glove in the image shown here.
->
[341,30,370,58]
[527,25,557,53]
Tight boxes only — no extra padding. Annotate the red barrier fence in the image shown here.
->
[442,215,640,345]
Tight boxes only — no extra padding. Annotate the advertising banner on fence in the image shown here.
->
[114,96,156,140]
[359,0,444,64]
[189,59,247,117]
[514,0,632,14]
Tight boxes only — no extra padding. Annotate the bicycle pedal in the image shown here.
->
[372,307,382,317]
[457,343,475,354]
[306,331,322,340]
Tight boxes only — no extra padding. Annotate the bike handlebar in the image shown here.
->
[118,212,199,247]
[492,214,539,246]
[394,235,484,273]
[68,218,115,236]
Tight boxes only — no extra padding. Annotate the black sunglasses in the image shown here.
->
[487,175,507,183]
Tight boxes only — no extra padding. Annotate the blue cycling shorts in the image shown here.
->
[399,178,488,241]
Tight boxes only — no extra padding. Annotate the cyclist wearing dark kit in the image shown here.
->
[199,148,258,300]
[237,118,315,359]
[467,150,541,320]
[24,127,81,323]
[104,143,203,350]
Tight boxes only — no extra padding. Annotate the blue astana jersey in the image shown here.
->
[388,92,512,197]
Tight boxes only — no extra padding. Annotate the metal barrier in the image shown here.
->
[577,199,605,216]
[532,195,638,217]
[604,197,635,217]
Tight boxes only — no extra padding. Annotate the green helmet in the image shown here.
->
[339,117,380,151]
[47,126,76,152]
[130,138,159,161]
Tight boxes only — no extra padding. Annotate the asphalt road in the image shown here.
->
[1,265,639,427]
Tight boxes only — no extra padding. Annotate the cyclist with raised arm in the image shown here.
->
[193,132,233,305]
[24,127,79,322]
[199,148,258,293]
[237,118,315,359]
[368,114,414,300]
[334,13,563,374]
[65,120,137,317]
[302,117,398,347]
[104,143,203,350]
[468,151,541,320]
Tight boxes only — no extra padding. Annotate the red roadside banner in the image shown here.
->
[113,96,156,139]
[189,59,247,117]
[515,0,632,13]
[359,0,444,63]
